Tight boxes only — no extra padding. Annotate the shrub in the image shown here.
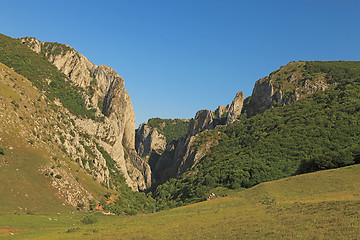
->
[54,174,62,179]
[124,208,138,215]
[0,147,5,155]
[66,227,80,233]
[80,215,97,224]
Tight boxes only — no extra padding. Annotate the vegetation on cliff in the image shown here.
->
[154,61,360,208]
[147,118,189,143]
[0,34,155,215]
[0,34,96,119]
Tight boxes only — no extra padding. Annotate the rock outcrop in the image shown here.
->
[174,132,219,177]
[245,79,275,117]
[21,37,151,191]
[226,91,244,125]
[145,93,245,183]
[135,123,167,158]
[150,109,223,182]
[214,105,230,119]
[147,62,333,183]
[244,62,329,117]
[187,110,215,136]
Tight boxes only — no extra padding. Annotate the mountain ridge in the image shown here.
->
[2,33,360,217]
[0,33,155,213]
[137,60,347,187]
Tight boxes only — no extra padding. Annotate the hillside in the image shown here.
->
[1,32,360,231]
[1,163,359,239]
[152,61,360,208]
[135,61,360,192]
[0,61,103,213]
[0,34,155,214]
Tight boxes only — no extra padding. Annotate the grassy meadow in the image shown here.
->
[1,163,359,239]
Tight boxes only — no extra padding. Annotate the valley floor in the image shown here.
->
[1,164,360,239]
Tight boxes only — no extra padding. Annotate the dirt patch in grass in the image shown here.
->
[0,228,28,233]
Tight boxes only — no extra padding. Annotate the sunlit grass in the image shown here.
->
[1,164,359,239]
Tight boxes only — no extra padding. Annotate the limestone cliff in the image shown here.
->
[187,110,215,136]
[161,98,244,180]
[146,62,332,184]
[149,109,224,182]
[245,79,275,117]
[135,123,167,158]
[226,91,244,125]
[20,37,151,191]
[245,61,329,117]
[214,104,230,119]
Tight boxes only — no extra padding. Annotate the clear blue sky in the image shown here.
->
[1,0,360,127]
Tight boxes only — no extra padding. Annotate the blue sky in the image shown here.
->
[1,0,360,127]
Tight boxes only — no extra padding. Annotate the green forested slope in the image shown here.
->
[154,61,360,208]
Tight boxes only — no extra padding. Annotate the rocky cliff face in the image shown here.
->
[148,109,223,182]
[187,110,215,136]
[142,62,332,184]
[226,91,244,125]
[245,61,329,117]
[138,92,246,183]
[246,79,275,117]
[20,37,151,191]
[135,123,167,158]
[214,104,230,119]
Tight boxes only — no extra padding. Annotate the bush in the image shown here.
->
[0,147,5,155]
[66,227,80,233]
[124,208,138,215]
[80,215,97,224]
[54,174,62,179]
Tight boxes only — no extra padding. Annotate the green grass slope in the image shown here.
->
[0,61,109,213]
[1,163,359,239]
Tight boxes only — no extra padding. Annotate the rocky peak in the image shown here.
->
[214,105,229,119]
[20,37,43,53]
[245,78,274,117]
[94,65,123,97]
[188,110,215,136]
[21,37,95,88]
[226,91,244,125]
[244,62,331,117]
[20,37,151,191]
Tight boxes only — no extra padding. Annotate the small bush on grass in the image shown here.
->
[0,147,5,155]
[80,215,97,224]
